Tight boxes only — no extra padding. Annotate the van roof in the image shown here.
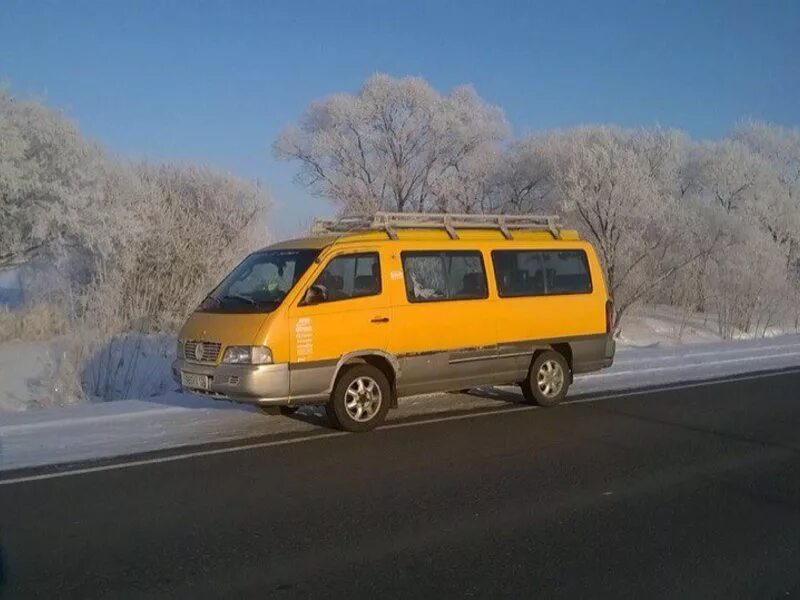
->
[264,227,582,252]
[264,212,583,252]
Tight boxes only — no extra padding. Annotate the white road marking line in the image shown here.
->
[578,351,800,379]
[2,367,799,487]
[0,431,350,486]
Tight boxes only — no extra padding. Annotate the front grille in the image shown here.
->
[183,340,222,364]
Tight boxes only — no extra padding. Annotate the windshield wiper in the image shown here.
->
[222,294,256,305]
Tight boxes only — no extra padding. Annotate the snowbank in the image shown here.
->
[0,341,52,412]
[0,334,175,412]
[618,305,795,347]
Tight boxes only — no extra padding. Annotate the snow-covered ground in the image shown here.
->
[0,341,52,412]
[1,335,799,473]
[0,334,174,412]
[618,304,793,346]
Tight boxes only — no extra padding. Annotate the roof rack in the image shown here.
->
[311,212,563,240]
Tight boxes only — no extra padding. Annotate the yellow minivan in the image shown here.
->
[174,213,615,431]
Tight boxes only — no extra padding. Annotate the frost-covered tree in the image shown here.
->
[274,73,508,214]
[693,139,774,216]
[492,135,557,214]
[114,163,271,331]
[667,128,800,336]
[732,121,800,272]
[547,126,716,326]
[1,88,272,338]
[0,90,140,271]
[0,89,275,403]
[428,144,502,214]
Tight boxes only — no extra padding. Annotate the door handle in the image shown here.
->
[370,317,390,323]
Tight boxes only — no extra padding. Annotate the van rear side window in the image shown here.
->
[492,250,592,297]
[402,251,488,302]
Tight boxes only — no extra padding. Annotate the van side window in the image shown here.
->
[310,252,381,302]
[492,250,592,297]
[402,251,488,302]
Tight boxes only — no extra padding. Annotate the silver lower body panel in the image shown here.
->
[172,333,615,407]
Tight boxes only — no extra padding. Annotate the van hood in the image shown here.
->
[178,311,273,346]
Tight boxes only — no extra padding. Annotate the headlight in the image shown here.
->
[222,346,273,365]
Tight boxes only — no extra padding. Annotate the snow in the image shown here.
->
[81,333,175,402]
[0,334,176,412]
[1,334,799,473]
[618,305,794,347]
[0,341,52,413]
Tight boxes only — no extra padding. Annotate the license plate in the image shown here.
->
[181,372,210,390]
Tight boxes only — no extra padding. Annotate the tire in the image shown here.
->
[521,350,570,407]
[326,364,391,432]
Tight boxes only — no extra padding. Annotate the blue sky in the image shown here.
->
[1,0,798,232]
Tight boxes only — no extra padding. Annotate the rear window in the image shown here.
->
[492,250,592,297]
[402,251,488,302]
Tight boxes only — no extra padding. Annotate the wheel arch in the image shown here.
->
[329,350,400,408]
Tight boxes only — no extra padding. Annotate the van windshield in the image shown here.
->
[198,249,320,313]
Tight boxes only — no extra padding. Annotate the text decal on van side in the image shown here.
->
[295,317,313,361]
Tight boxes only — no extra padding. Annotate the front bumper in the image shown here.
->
[172,359,290,406]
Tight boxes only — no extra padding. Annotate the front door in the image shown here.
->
[287,250,391,399]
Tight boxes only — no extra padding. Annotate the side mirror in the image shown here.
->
[302,284,328,306]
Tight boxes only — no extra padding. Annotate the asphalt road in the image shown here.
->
[1,370,800,599]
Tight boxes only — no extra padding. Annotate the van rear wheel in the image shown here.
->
[327,364,391,432]
[521,350,570,407]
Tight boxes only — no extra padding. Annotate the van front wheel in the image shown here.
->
[521,350,570,407]
[327,364,391,432]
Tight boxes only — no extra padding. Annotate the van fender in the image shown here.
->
[327,350,401,407]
